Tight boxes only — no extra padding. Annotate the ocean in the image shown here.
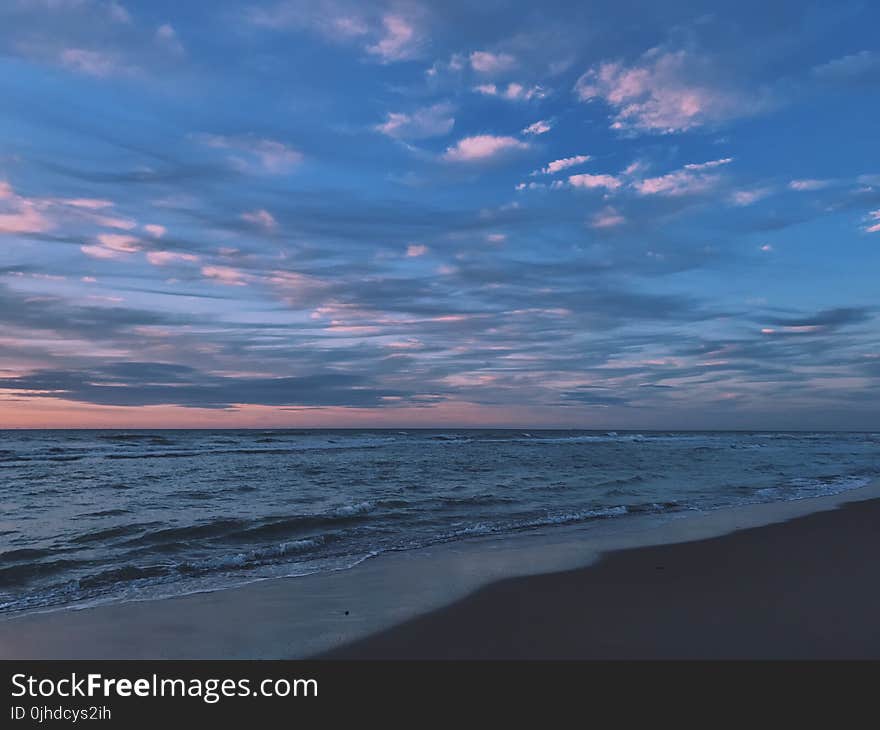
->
[1,429,877,616]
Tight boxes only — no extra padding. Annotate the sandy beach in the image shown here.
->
[322,494,880,659]
[1,480,877,660]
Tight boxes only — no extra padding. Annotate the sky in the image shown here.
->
[0,0,878,429]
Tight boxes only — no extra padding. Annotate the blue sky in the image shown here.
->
[0,0,878,428]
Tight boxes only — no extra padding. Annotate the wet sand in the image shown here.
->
[321,497,880,659]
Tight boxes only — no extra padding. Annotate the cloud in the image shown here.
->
[195,134,302,174]
[155,24,184,56]
[469,50,516,74]
[590,207,626,228]
[201,265,249,286]
[406,244,428,257]
[79,245,124,260]
[634,159,732,196]
[247,2,422,63]
[80,233,140,259]
[683,158,733,170]
[241,209,278,231]
[533,154,591,175]
[574,50,751,133]
[864,209,880,234]
[375,102,454,140]
[789,179,831,191]
[59,198,115,210]
[560,386,629,407]
[0,363,403,408]
[730,187,773,206]
[761,307,871,335]
[0,1,186,80]
[146,251,199,266]
[143,224,167,238]
[97,233,139,250]
[366,14,420,62]
[0,181,138,238]
[474,82,547,101]
[247,1,369,38]
[59,48,129,77]
[443,135,529,162]
[813,51,880,87]
[522,120,552,136]
[0,191,53,234]
[567,173,622,191]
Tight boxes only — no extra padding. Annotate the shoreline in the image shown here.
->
[1,479,878,659]
[322,488,880,659]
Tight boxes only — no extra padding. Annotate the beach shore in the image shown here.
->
[322,494,880,659]
[1,480,878,659]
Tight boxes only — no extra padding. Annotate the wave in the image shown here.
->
[223,502,376,542]
[432,500,691,544]
[122,502,377,548]
[101,441,397,461]
[176,537,326,574]
[0,547,57,563]
[76,564,170,590]
[99,433,175,443]
[0,536,333,613]
[124,518,249,545]
[0,559,91,587]
[72,522,164,544]
[81,509,132,518]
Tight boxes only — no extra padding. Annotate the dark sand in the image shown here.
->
[319,497,880,659]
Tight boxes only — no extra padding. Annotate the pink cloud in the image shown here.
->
[522,120,552,136]
[789,179,832,191]
[241,209,278,231]
[146,251,199,266]
[81,233,140,259]
[93,215,137,230]
[247,3,423,65]
[97,233,140,252]
[474,82,546,101]
[80,245,121,260]
[865,209,880,233]
[201,265,249,286]
[684,158,733,170]
[59,48,123,77]
[197,134,302,174]
[590,207,626,228]
[731,188,773,206]
[144,224,167,238]
[634,159,732,196]
[58,198,114,210]
[534,154,591,176]
[406,244,428,257]
[367,14,419,62]
[574,50,748,133]
[375,103,455,140]
[469,50,516,74]
[0,182,54,235]
[443,135,529,162]
[0,202,52,235]
[568,173,622,190]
